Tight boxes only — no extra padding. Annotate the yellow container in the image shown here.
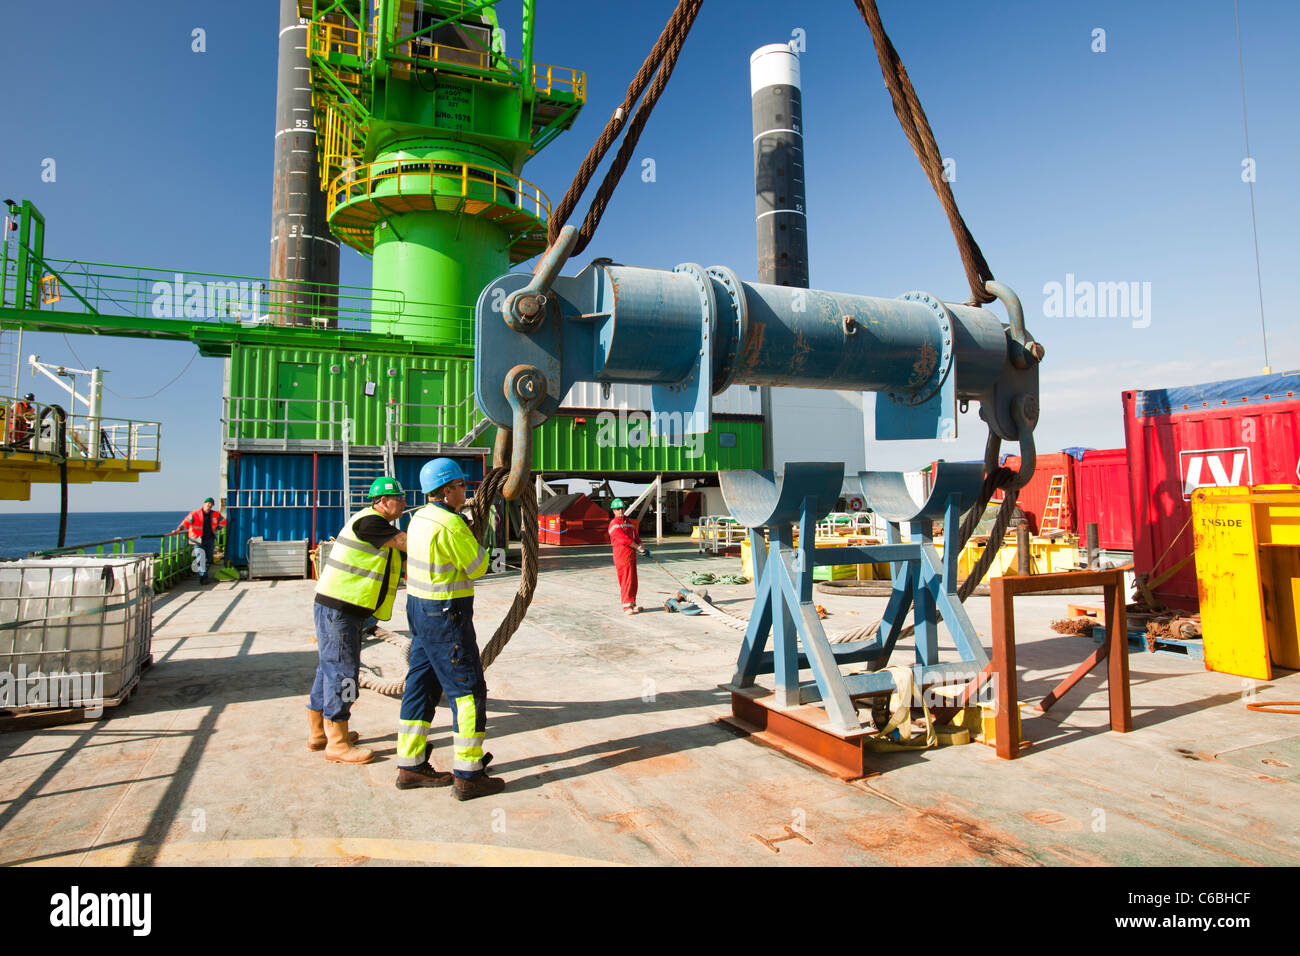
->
[741,533,879,581]
[1192,485,1300,680]
[931,536,1080,580]
[854,561,893,581]
[741,533,1079,585]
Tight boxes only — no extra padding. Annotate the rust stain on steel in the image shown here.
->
[599,810,651,834]
[1022,809,1083,832]
[739,320,767,377]
[624,751,698,778]
[908,341,938,387]
[845,804,1041,866]
[789,327,813,376]
[750,825,813,854]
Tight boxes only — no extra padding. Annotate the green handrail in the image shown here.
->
[30,527,228,594]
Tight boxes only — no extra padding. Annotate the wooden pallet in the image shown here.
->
[1087,628,1204,660]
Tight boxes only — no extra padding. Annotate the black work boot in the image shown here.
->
[452,772,506,801]
[396,763,453,789]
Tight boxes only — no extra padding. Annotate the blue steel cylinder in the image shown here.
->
[473,259,1031,441]
[595,265,704,384]
[592,264,1006,399]
[734,283,945,391]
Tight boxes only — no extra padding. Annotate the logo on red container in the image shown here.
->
[1179,447,1253,500]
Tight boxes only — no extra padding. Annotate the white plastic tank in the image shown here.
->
[0,555,154,708]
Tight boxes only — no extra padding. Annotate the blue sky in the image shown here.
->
[3,0,1297,513]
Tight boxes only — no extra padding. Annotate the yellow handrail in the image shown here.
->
[308,16,585,101]
[326,157,551,224]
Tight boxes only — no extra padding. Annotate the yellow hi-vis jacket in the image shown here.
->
[406,502,489,600]
[315,507,403,620]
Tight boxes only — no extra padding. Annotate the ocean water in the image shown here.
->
[0,512,184,560]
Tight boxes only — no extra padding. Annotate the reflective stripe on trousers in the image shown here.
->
[452,695,484,772]
[400,595,488,778]
[396,719,433,768]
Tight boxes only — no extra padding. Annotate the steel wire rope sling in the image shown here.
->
[667,1,1045,649]
[361,4,704,696]
[845,0,1040,620]
[546,0,704,257]
[468,0,703,662]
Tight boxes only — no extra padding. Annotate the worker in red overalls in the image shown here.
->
[9,393,35,449]
[174,497,226,585]
[607,498,649,615]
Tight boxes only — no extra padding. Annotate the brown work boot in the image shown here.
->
[452,772,506,801]
[323,719,373,764]
[307,709,358,751]
[396,763,453,789]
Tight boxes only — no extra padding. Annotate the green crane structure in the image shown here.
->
[0,4,765,551]
[305,0,584,344]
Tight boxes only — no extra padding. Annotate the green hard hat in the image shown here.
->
[368,476,404,499]
[610,498,626,509]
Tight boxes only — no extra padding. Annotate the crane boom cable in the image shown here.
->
[1233,0,1269,369]
[854,0,996,306]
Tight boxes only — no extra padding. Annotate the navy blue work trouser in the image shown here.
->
[399,595,488,779]
[309,603,366,722]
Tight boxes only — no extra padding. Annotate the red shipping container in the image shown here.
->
[1072,448,1134,551]
[994,452,1077,534]
[539,493,613,546]
[1123,372,1300,611]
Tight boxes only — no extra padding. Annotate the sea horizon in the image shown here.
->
[0,511,186,560]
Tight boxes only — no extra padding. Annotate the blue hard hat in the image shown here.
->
[420,458,467,495]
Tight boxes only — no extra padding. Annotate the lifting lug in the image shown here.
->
[502,364,546,500]
[503,224,579,332]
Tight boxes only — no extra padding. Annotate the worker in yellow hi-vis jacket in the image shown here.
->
[395,457,504,801]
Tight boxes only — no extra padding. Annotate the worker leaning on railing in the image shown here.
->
[7,393,36,449]
[173,496,226,585]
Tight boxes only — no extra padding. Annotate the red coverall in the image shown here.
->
[607,515,643,610]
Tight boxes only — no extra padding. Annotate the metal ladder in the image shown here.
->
[0,323,19,398]
[0,227,22,397]
[341,416,397,512]
[1040,473,1066,533]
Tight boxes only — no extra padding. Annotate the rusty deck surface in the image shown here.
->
[2,541,1298,867]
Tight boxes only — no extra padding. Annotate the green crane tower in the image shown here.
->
[303,0,585,346]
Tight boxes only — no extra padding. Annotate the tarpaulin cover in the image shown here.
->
[1134,372,1300,418]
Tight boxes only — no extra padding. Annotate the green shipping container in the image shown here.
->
[225,345,476,447]
[224,345,765,472]
[496,413,763,474]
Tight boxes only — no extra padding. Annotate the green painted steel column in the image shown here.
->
[368,143,511,345]
[372,212,506,345]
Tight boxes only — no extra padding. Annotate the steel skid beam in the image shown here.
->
[719,462,990,744]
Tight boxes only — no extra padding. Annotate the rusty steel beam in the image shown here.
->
[721,686,876,781]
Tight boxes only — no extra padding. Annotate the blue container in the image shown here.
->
[224,453,487,565]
